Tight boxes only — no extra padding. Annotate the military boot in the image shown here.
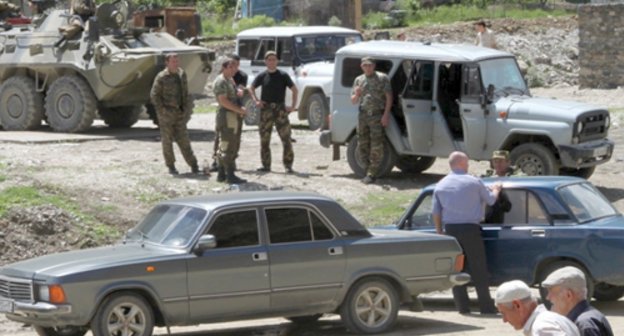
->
[217,165,226,182]
[226,168,247,184]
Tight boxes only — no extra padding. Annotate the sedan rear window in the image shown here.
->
[558,183,618,223]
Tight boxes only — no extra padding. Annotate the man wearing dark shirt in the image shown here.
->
[543,266,614,336]
[248,51,298,173]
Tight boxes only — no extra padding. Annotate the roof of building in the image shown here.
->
[237,26,361,38]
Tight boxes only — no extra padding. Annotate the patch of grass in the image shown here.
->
[407,4,570,26]
[0,186,71,217]
[194,105,217,114]
[134,191,169,205]
[348,192,416,227]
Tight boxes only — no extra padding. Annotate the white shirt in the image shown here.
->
[476,28,498,49]
[523,304,580,336]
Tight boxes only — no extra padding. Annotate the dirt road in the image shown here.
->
[0,86,623,335]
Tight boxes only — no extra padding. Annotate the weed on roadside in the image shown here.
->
[349,191,416,227]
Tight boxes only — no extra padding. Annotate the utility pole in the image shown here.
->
[354,0,362,31]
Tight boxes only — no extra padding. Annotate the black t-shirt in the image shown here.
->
[251,69,294,103]
[233,70,248,87]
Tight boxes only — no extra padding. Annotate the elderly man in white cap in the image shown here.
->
[543,266,614,336]
[495,280,579,335]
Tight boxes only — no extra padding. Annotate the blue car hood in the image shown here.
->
[0,243,177,280]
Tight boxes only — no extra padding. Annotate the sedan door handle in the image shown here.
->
[406,104,415,108]
[531,229,546,238]
[252,252,267,261]
[463,109,471,113]
[328,247,343,256]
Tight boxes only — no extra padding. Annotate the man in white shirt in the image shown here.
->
[495,280,580,336]
[475,20,498,49]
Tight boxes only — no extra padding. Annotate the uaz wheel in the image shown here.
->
[346,136,396,178]
[340,277,399,334]
[305,92,328,131]
[34,326,88,336]
[510,143,559,176]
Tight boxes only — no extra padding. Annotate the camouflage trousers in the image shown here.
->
[259,103,293,169]
[212,112,243,162]
[157,108,197,169]
[216,109,242,171]
[357,112,384,177]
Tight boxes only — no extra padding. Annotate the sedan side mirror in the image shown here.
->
[194,234,217,254]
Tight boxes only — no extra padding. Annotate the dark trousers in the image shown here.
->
[445,223,494,313]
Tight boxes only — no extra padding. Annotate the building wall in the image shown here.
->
[578,3,624,88]
[283,0,384,28]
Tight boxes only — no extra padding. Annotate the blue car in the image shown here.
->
[397,176,624,301]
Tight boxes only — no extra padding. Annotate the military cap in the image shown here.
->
[542,266,586,291]
[361,56,375,65]
[495,280,533,305]
[264,50,278,59]
[491,150,510,161]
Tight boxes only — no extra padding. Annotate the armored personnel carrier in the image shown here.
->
[0,1,214,132]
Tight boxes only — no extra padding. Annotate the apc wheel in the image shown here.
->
[593,283,624,302]
[510,143,559,176]
[287,314,323,324]
[34,326,88,336]
[45,75,96,132]
[538,261,594,302]
[99,106,142,128]
[347,136,396,178]
[90,292,154,336]
[395,155,436,174]
[305,92,328,131]
[559,166,595,179]
[0,76,44,130]
[340,277,399,334]
[243,96,259,126]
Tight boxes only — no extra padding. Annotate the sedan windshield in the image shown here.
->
[295,34,362,62]
[558,183,618,223]
[127,204,207,247]
[479,57,528,96]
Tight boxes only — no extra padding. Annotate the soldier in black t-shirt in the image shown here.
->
[210,54,248,174]
[248,51,298,173]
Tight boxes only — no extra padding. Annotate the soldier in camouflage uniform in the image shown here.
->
[482,150,523,177]
[350,56,393,184]
[70,0,95,22]
[248,51,298,173]
[482,150,523,223]
[213,58,247,184]
[0,1,19,20]
[150,53,200,175]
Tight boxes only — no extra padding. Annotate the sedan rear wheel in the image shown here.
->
[593,283,624,302]
[340,277,399,334]
[538,261,594,303]
[90,292,154,336]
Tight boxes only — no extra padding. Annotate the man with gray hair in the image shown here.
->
[495,280,580,335]
[432,151,502,314]
[543,267,613,336]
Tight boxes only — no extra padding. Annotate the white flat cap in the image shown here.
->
[495,280,532,305]
[542,266,586,290]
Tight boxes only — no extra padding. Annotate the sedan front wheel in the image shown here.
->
[340,277,399,334]
[91,292,154,336]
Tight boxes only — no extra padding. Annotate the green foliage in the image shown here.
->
[362,11,395,30]
[328,15,342,27]
[0,186,87,219]
[235,15,277,31]
[202,0,237,16]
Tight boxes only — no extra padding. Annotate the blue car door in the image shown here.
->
[482,188,554,285]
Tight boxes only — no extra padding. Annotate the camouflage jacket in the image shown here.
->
[482,166,524,178]
[150,68,192,115]
[212,74,237,113]
[0,1,18,14]
[352,71,391,113]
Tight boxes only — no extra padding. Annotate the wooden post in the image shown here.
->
[354,0,362,31]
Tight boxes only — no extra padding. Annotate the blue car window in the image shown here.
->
[207,210,259,248]
[410,194,434,228]
[500,190,548,226]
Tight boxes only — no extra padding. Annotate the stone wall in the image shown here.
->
[578,3,624,88]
